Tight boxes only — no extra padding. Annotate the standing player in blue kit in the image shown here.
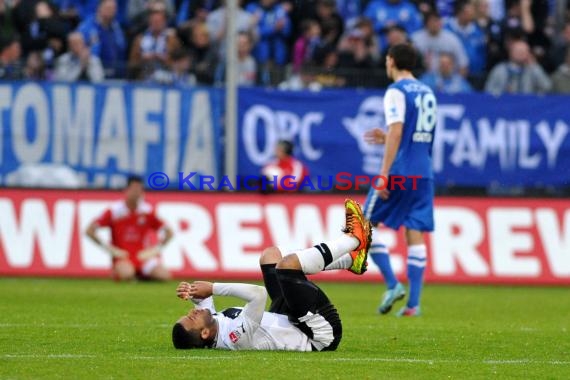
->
[363,43,437,317]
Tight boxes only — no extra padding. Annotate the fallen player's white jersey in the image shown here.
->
[214,310,312,351]
[192,283,313,351]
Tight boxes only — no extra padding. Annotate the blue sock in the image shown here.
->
[406,245,427,308]
[370,244,398,289]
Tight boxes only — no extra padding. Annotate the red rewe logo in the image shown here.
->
[229,331,240,343]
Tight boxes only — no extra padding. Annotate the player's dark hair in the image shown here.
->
[126,175,143,187]
[172,323,206,349]
[387,43,417,72]
[277,140,294,156]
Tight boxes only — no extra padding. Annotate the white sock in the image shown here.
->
[295,235,359,275]
[326,235,359,259]
[295,247,326,274]
[324,254,353,270]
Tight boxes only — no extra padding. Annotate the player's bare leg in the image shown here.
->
[260,247,283,266]
[113,260,136,281]
[147,265,171,281]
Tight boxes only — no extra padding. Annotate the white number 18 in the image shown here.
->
[414,93,437,132]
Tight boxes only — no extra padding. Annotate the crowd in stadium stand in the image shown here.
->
[1,0,570,94]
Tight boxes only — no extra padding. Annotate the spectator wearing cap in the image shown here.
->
[54,31,104,82]
[0,35,23,79]
[420,52,473,94]
[364,0,423,45]
[444,1,486,77]
[128,4,180,79]
[412,11,469,76]
[77,0,126,78]
[485,39,551,95]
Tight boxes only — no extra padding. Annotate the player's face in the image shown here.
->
[386,55,394,79]
[177,308,213,333]
[125,182,144,203]
[275,145,286,159]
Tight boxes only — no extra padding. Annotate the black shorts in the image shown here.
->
[261,264,342,351]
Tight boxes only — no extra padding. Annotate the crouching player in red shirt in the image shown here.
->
[86,175,173,281]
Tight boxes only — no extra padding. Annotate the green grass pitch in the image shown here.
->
[1,278,569,379]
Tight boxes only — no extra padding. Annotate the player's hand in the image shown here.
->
[176,281,191,300]
[105,245,128,259]
[137,245,161,261]
[188,281,213,299]
[364,128,386,145]
[378,188,390,200]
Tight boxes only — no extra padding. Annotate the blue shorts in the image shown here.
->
[363,177,434,232]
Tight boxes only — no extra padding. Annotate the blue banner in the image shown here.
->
[238,88,570,187]
[0,82,223,188]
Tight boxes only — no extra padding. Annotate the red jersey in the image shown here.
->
[263,157,309,191]
[95,200,164,266]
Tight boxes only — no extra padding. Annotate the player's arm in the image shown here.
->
[85,217,128,259]
[380,122,403,177]
[186,281,267,327]
[176,282,217,313]
[137,218,174,261]
[380,88,405,178]
[364,128,386,145]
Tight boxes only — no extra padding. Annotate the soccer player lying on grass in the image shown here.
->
[172,199,372,351]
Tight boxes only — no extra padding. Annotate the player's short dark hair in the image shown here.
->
[277,140,294,156]
[126,175,143,187]
[387,43,417,71]
[172,323,206,349]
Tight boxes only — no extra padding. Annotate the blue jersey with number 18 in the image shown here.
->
[383,78,437,179]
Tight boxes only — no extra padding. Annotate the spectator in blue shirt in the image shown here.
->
[77,0,126,78]
[445,1,486,76]
[246,0,291,66]
[420,52,473,93]
[335,0,364,28]
[364,0,423,44]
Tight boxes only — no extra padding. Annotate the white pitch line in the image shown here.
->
[1,354,569,365]
[0,324,169,328]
